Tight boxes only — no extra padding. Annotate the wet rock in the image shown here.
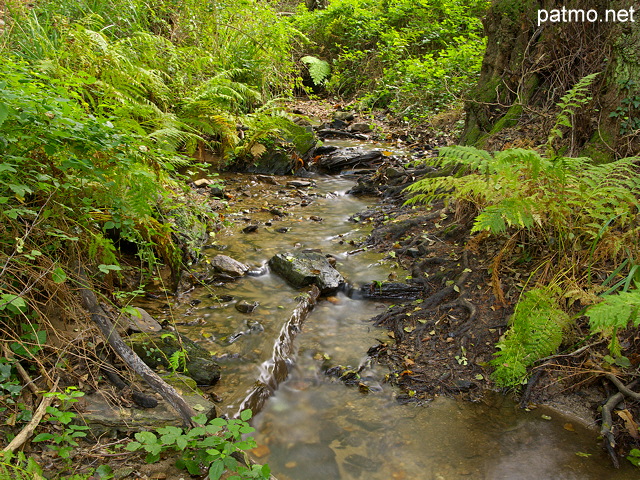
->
[242,225,259,234]
[235,300,259,313]
[269,252,344,293]
[83,373,216,436]
[309,215,323,222]
[256,175,280,185]
[330,119,348,130]
[210,254,249,277]
[349,122,373,133]
[316,150,383,173]
[127,330,221,386]
[246,265,269,276]
[275,227,290,233]
[125,307,162,333]
[385,166,405,179]
[334,111,355,122]
[314,145,339,155]
[269,207,287,216]
[287,180,313,188]
[228,319,264,343]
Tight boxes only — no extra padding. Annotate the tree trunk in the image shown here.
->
[461,0,640,160]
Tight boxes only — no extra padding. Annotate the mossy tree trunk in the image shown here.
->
[461,0,640,160]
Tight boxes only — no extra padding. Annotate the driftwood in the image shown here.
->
[3,378,59,453]
[353,282,425,300]
[317,151,383,173]
[238,286,320,414]
[76,268,198,427]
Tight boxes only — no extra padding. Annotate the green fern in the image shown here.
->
[301,55,331,86]
[586,290,640,356]
[492,288,570,387]
[546,72,599,154]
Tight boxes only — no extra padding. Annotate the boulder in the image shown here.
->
[82,373,216,436]
[126,307,162,333]
[333,111,355,122]
[210,254,249,277]
[127,330,221,386]
[348,122,373,133]
[269,252,344,293]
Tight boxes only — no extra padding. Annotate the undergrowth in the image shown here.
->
[405,74,640,387]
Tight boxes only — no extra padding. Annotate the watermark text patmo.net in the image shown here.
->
[538,7,636,26]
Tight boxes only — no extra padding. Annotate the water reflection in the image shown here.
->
[173,172,636,479]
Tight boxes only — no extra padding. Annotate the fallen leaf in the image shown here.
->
[563,423,575,432]
[616,409,640,439]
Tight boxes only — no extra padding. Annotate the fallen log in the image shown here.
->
[238,286,320,414]
[75,268,198,427]
[351,282,425,300]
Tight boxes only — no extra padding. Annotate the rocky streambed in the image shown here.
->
[81,127,637,478]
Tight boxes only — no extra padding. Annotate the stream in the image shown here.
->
[168,142,637,479]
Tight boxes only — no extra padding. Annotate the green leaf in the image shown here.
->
[135,431,158,444]
[208,460,225,480]
[125,441,142,451]
[98,264,122,274]
[52,266,67,284]
[0,102,9,127]
[95,465,114,479]
[240,409,253,422]
[33,433,54,442]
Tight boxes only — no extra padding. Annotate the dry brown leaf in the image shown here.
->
[616,409,640,439]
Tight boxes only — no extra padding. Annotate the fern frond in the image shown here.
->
[301,55,331,86]
[472,198,539,234]
[491,288,570,387]
[586,290,640,355]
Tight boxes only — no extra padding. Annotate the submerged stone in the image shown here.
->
[268,252,344,293]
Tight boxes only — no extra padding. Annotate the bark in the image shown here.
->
[462,0,640,159]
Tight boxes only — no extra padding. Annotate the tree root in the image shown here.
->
[415,251,474,339]
[444,297,477,337]
[601,376,640,468]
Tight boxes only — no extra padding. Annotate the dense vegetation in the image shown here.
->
[293,0,488,120]
[0,0,304,477]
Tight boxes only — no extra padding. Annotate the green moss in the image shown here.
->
[489,104,523,134]
[580,130,616,164]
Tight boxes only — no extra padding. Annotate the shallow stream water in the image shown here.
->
[169,152,637,479]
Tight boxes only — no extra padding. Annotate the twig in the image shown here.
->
[605,374,640,401]
[600,378,640,468]
[3,378,59,453]
[2,344,39,395]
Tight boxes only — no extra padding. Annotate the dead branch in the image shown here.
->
[75,267,198,427]
[600,378,640,468]
[3,378,59,453]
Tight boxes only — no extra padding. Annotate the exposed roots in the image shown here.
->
[601,376,640,467]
